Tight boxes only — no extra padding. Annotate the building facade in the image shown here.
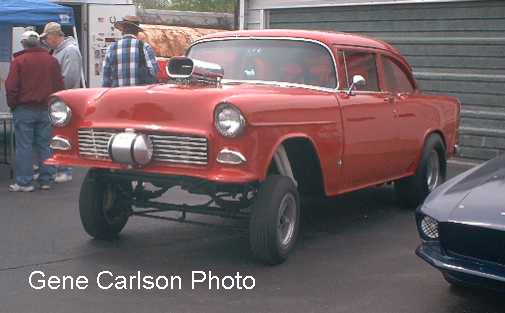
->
[240,0,505,161]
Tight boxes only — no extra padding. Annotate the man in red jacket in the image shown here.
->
[5,31,64,192]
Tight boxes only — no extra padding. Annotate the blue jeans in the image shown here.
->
[13,106,56,186]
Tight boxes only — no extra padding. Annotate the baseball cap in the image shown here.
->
[40,22,64,38]
[20,30,40,42]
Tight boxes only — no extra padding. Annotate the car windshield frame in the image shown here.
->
[186,37,340,92]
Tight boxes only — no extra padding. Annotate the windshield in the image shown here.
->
[187,39,337,89]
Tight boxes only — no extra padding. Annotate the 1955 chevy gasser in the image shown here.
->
[46,30,460,264]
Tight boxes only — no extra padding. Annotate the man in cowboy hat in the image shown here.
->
[102,16,159,87]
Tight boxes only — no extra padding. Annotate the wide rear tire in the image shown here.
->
[249,175,300,265]
[395,134,447,208]
[79,169,130,240]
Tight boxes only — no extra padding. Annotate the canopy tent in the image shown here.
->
[0,0,75,26]
[0,0,85,92]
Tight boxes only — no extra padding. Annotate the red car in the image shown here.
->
[47,30,460,264]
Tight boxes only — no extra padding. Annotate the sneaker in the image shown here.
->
[39,184,51,190]
[33,165,40,180]
[54,172,72,183]
[8,184,35,192]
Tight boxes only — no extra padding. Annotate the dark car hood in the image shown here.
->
[422,154,505,230]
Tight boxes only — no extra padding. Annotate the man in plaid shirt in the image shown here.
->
[102,16,159,87]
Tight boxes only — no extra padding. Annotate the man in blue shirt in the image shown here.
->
[102,16,159,87]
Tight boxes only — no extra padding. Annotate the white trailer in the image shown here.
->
[53,0,136,88]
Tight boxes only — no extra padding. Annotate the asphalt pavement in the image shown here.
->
[0,163,504,313]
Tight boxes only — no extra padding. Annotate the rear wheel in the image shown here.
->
[249,175,300,265]
[79,169,130,239]
[395,134,446,208]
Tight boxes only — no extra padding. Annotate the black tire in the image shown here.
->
[249,175,300,265]
[395,134,447,208]
[79,169,130,240]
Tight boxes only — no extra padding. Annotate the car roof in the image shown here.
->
[199,29,403,56]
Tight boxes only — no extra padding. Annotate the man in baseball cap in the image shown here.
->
[40,22,65,38]
[5,31,64,191]
[40,21,83,183]
[20,30,40,42]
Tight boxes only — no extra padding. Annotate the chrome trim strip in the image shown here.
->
[153,144,207,151]
[221,79,337,93]
[155,148,207,155]
[149,140,207,147]
[250,120,336,127]
[154,154,207,161]
[428,256,505,283]
[189,36,340,91]
[149,135,207,142]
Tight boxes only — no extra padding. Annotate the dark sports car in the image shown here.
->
[416,154,505,291]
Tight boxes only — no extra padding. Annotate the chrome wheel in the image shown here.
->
[277,193,297,248]
[426,150,440,191]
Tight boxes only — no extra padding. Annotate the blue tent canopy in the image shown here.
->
[0,0,75,26]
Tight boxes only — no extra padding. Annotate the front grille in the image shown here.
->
[440,222,505,266]
[78,128,208,165]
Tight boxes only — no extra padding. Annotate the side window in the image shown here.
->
[343,50,379,92]
[382,56,415,93]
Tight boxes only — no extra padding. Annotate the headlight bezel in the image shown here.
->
[49,98,72,127]
[214,103,246,138]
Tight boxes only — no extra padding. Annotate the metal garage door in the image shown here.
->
[269,0,505,161]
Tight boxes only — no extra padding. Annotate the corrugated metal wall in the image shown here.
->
[269,0,505,161]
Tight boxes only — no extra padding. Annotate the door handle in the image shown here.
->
[393,109,399,118]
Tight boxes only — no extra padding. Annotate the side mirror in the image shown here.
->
[346,75,366,96]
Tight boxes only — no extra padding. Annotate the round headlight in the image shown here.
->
[215,103,246,138]
[49,99,72,127]
[420,215,439,240]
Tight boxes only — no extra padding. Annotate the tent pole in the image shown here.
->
[72,25,86,88]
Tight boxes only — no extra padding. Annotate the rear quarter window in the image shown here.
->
[382,56,415,94]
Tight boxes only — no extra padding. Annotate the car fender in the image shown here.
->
[407,128,447,174]
[260,132,329,194]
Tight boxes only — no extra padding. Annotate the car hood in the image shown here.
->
[422,154,505,230]
[83,84,233,130]
[61,82,336,132]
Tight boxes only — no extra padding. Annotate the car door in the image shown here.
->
[380,55,420,177]
[337,49,397,190]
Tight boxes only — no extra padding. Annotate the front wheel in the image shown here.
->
[79,169,130,240]
[395,134,447,208]
[249,175,300,265]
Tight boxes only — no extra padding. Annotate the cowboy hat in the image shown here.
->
[114,16,143,33]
